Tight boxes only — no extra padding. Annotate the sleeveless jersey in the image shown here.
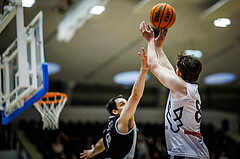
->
[165,82,209,158]
[103,116,137,159]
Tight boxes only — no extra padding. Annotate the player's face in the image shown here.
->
[115,98,127,115]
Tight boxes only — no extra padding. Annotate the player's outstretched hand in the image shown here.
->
[138,47,148,71]
[154,28,168,48]
[80,145,95,159]
[139,21,154,42]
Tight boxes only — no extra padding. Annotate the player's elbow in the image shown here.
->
[130,93,142,102]
[133,93,141,99]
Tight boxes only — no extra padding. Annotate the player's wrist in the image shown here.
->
[144,37,152,42]
[141,67,148,72]
[155,44,163,48]
[155,46,163,52]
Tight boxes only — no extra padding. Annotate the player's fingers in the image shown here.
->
[141,47,146,56]
[148,24,154,33]
[163,29,168,37]
[139,21,145,32]
[138,52,143,59]
[142,21,146,31]
[156,32,161,40]
[139,22,143,32]
[80,153,86,158]
[147,24,151,31]
[159,28,163,36]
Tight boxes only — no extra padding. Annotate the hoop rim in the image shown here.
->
[36,92,67,105]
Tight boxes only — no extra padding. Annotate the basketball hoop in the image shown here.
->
[34,92,67,130]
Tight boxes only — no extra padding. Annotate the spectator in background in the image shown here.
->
[219,151,229,159]
[52,136,64,155]
[221,119,229,133]
[137,138,149,158]
[84,136,94,149]
[59,152,67,159]
[146,136,156,158]
[58,129,70,153]
[155,137,168,158]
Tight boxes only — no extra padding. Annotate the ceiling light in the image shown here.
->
[185,50,202,59]
[47,62,61,75]
[57,0,109,42]
[204,72,236,85]
[89,5,105,15]
[214,18,231,27]
[114,71,149,87]
[22,0,35,8]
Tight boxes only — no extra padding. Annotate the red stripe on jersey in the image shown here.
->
[184,130,202,142]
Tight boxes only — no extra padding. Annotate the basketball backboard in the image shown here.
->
[0,2,48,125]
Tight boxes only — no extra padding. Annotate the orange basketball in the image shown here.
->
[150,3,176,29]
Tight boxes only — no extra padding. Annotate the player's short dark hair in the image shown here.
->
[106,95,124,116]
[177,53,202,82]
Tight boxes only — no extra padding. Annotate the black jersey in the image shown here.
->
[103,116,137,159]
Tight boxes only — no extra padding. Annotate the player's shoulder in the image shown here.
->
[186,82,199,93]
[171,80,187,98]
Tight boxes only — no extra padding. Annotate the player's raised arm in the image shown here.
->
[147,38,186,97]
[117,48,148,133]
[80,138,105,159]
[139,21,174,72]
[154,28,175,72]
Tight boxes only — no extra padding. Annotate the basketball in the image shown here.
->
[149,3,176,29]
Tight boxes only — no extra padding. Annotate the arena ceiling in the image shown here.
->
[1,0,240,111]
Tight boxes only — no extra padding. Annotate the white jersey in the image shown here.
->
[165,82,209,158]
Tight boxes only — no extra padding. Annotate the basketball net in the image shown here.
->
[34,92,67,130]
